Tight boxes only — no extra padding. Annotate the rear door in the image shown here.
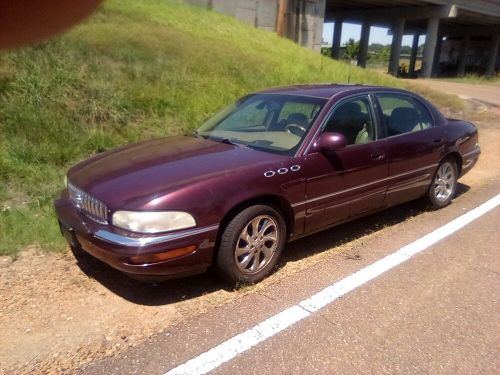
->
[303,94,389,232]
[374,92,446,206]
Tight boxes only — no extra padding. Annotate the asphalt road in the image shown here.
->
[80,182,500,375]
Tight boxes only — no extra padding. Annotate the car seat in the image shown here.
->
[325,102,365,145]
[388,107,420,135]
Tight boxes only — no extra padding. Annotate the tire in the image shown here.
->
[217,205,286,284]
[426,159,458,209]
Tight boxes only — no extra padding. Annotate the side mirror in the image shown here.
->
[310,132,346,153]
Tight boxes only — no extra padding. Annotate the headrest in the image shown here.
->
[389,107,419,133]
[287,113,309,127]
[335,102,362,122]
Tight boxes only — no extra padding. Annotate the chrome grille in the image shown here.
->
[68,182,109,224]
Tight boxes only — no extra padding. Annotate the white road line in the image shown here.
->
[166,194,500,375]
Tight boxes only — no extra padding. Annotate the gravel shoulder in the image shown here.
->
[1,103,499,374]
[410,79,500,107]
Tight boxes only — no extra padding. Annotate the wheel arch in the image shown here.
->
[212,194,294,262]
[442,151,462,176]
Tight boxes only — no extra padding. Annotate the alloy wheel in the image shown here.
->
[434,161,456,202]
[235,215,279,274]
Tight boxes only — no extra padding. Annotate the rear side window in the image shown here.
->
[377,94,433,136]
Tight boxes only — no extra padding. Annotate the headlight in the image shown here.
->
[112,211,196,233]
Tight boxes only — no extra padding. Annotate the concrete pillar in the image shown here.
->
[457,34,471,77]
[432,34,443,77]
[276,0,288,37]
[331,20,342,59]
[421,17,439,78]
[312,0,327,52]
[409,33,420,75]
[388,18,405,76]
[357,21,370,68]
[485,33,500,79]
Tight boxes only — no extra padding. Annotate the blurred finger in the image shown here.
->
[0,0,103,49]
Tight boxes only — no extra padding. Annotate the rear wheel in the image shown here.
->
[217,205,286,284]
[426,159,458,209]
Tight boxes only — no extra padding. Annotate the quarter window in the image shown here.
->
[323,96,376,145]
[377,94,433,136]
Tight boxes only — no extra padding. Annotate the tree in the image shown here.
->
[344,38,360,61]
[369,44,391,62]
[321,46,332,57]
[400,45,412,55]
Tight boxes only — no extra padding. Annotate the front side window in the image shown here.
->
[323,96,376,146]
[197,94,326,155]
[377,94,434,136]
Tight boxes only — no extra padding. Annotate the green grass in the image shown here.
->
[0,0,464,256]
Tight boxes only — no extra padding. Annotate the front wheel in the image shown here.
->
[426,159,458,209]
[217,205,286,284]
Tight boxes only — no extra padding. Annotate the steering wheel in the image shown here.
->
[285,123,307,136]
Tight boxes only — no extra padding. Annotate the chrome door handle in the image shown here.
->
[371,152,385,160]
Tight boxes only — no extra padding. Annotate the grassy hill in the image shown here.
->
[0,0,461,256]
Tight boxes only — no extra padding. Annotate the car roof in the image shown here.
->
[257,84,398,99]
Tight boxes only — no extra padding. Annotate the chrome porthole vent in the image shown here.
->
[264,165,301,177]
[277,168,288,174]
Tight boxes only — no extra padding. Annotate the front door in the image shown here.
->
[304,95,389,232]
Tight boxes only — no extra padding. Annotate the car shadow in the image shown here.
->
[73,183,470,306]
[72,248,226,306]
[281,182,470,264]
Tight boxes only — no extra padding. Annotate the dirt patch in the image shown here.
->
[0,248,232,373]
[411,79,500,107]
[1,102,499,374]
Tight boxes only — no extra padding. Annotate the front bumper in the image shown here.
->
[54,197,218,278]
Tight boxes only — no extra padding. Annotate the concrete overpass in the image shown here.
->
[185,0,500,78]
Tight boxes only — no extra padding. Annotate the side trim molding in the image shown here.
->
[291,163,438,208]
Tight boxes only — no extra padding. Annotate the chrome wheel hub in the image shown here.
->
[235,215,278,274]
[434,162,455,201]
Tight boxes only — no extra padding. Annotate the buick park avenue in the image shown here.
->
[55,85,480,283]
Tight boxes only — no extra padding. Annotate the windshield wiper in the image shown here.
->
[193,130,207,139]
[210,136,248,148]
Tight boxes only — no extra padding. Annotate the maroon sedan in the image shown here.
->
[55,84,480,283]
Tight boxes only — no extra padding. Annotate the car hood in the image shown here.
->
[68,136,286,209]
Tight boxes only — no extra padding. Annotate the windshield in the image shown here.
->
[196,94,327,155]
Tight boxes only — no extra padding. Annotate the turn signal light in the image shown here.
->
[128,245,196,265]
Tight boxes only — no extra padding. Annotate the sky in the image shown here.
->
[322,22,419,46]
